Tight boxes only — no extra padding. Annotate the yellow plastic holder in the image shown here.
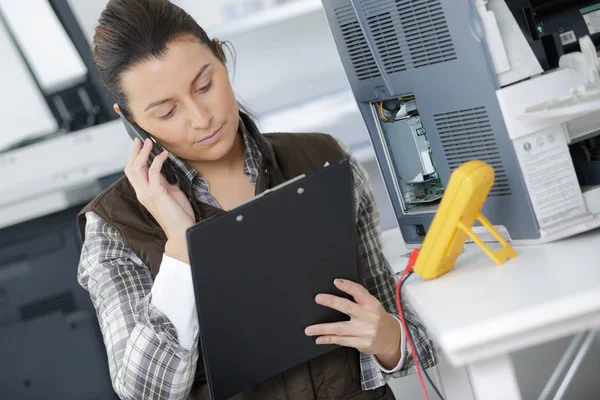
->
[413,160,518,280]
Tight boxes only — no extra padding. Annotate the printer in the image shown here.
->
[321,0,600,244]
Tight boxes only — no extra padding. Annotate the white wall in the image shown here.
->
[66,0,106,44]
[206,10,350,114]
[173,0,238,33]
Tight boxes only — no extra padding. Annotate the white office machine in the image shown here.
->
[0,0,125,230]
[496,33,600,242]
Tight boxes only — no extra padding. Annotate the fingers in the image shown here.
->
[125,139,154,189]
[149,150,170,188]
[306,320,377,341]
[315,293,363,319]
[305,321,353,337]
[133,139,154,169]
[126,137,143,168]
[333,279,372,305]
[314,335,369,349]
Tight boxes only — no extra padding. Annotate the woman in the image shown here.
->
[77,1,436,399]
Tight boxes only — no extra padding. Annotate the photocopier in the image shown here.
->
[321,0,600,244]
[0,1,120,397]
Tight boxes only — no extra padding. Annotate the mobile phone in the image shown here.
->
[120,114,178,184]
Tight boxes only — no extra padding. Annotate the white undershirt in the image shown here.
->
[150,254,197,349]
[151,253,406,372]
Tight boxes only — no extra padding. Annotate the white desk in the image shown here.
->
[381,228,600,400]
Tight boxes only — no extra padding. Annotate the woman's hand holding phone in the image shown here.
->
[125,138,195,264]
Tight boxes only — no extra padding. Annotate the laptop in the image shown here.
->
[187,159,359,399]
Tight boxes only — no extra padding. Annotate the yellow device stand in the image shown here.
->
[413,160,517,280]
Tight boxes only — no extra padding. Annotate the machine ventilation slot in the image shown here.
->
[20,292,76,321]
[360,0,456,71]
[434,107,512,196]
[335,5,381,81]
[365,10,406,74]
[397,0,456,68]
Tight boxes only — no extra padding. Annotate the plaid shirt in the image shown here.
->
[78,124,437,399]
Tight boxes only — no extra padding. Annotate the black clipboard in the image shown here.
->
[187,159,358,400]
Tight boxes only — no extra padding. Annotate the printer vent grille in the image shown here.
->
[434,107,512,197]
[397,0,456,68]
[335,5,381,81]
[359,0,456,72]
[362,2,407,74]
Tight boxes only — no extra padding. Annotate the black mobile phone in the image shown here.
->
[120,114,178,184]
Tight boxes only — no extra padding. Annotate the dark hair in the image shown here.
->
[93,0,227,119]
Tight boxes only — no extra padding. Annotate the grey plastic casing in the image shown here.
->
[321,0,539,243]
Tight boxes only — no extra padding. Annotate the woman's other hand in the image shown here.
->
[124,138,195,263]
[305,279,402,370]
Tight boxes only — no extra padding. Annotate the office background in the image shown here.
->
[0,0,598,398]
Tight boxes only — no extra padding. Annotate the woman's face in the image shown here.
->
[120,36,239,163]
